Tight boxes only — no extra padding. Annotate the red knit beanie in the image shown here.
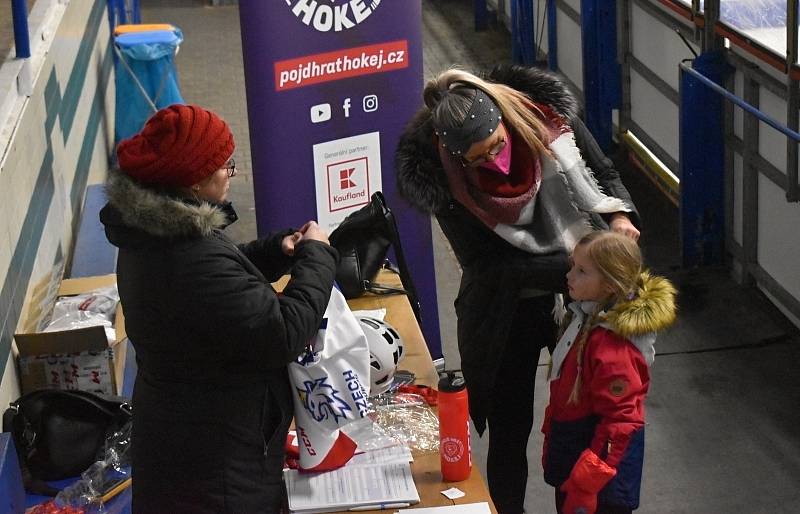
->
[116,104,235,187]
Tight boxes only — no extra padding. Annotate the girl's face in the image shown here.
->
[566,244,614,302]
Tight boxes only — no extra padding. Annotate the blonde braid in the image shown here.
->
[567,307,603,404]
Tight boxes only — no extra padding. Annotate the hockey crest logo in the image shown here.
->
[296,376,353,424]
[286,0,381,32]
[440,437,465,463]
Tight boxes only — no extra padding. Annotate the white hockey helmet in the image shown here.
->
[357,316,405,396]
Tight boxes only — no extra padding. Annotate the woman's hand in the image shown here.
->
[281,231,303,256]
[609,213,640,242]
[298,221,331,246]
[281,221,330,255]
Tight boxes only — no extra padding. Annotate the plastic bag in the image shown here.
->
[368,392,440,453]
[43,286,119,343]
[44,420,132,513]
[26,501,86,514]
[340,417,400,452]
[114,28,185,144]
[288,288,372,471]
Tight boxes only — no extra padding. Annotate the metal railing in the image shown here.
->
[11,0,31,58]
[10,0,142,57]
[680,63,800,142]
[679,59,800,203]
[108,0,141,26]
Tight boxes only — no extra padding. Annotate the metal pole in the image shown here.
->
[617,0,631,135]
[581,0,620,152]
[512,0,535,65]
[680,64,800,142]
[703,0,721,52]
[547,0,558,70]
[11,0,31,59]
[691,0,701,42]
[131,0,142,24]
[475,0,488,31]
[786,0,799,201]
[741,76,759,284]
[680,52,729,267]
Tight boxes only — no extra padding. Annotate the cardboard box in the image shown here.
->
[14,274,128,396]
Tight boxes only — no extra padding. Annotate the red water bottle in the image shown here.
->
[438,372,471,481]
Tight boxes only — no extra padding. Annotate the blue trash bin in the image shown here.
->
[114,27,185,144]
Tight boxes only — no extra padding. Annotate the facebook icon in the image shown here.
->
[342,98,351,118]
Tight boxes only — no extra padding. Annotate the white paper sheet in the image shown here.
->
[285,462,420,513]
[349,445,413,466]
[400,502,491,514]
[439,487,465,500]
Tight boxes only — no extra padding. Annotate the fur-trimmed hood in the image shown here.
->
[395,64,580,215]
[100,169,232,248]
[602,271,677,365]
[605,271,678,339]
[554,272,677,374]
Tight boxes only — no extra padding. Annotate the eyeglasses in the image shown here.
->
[223,158,236,178]
[460,138,506,168]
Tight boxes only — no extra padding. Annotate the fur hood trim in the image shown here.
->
[486,64,579,120]
[105,168,229,238]
[395,65,579,214]
[605,272,678,339]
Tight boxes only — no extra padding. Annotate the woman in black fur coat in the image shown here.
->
[395,65,640,513]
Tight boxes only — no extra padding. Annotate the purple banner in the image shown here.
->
[239,0,441,356]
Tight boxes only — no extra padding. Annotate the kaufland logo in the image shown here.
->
[286,0,381,32]
[327,157,370,212]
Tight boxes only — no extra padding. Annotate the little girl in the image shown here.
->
[542,231,677,514]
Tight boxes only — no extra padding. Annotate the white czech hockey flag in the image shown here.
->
[288,287,371,471]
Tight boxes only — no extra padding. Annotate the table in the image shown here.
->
[22,272,495,514]
[327,270,497,513]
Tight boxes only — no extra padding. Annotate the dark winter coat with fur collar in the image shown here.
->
[100,170,338,514]
[395,65,640,434]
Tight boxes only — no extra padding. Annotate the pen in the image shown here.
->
[100,477,133,502]
[350,502,411,511]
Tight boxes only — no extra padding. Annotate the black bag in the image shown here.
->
[329,191,421,321]
[2,389,132,495]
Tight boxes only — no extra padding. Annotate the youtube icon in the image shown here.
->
[310,103,331,123]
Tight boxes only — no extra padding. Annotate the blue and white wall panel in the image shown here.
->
[538,1,550,58]
[757,172,800,326]
[628,1,697,174]
[730,68,747,249]
[631,3,691,89]
[487,0,511,29]
[630,71,678,163]
[732,154,744,246]
[555,0,582,95]
[727,46,800,327]
[561,0,580,15]
[757,84,790,171]
[0,0,115,408]
[753,76,800,326]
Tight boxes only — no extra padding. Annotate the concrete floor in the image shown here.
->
[140,1,800,512]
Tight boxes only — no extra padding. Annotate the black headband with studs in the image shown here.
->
[433,88,502,156]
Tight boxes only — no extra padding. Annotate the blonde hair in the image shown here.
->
[567,231,645,404]
[579,230,644,303]
[422,68,551,159]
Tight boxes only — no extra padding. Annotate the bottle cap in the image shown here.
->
[438,371,466,392]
